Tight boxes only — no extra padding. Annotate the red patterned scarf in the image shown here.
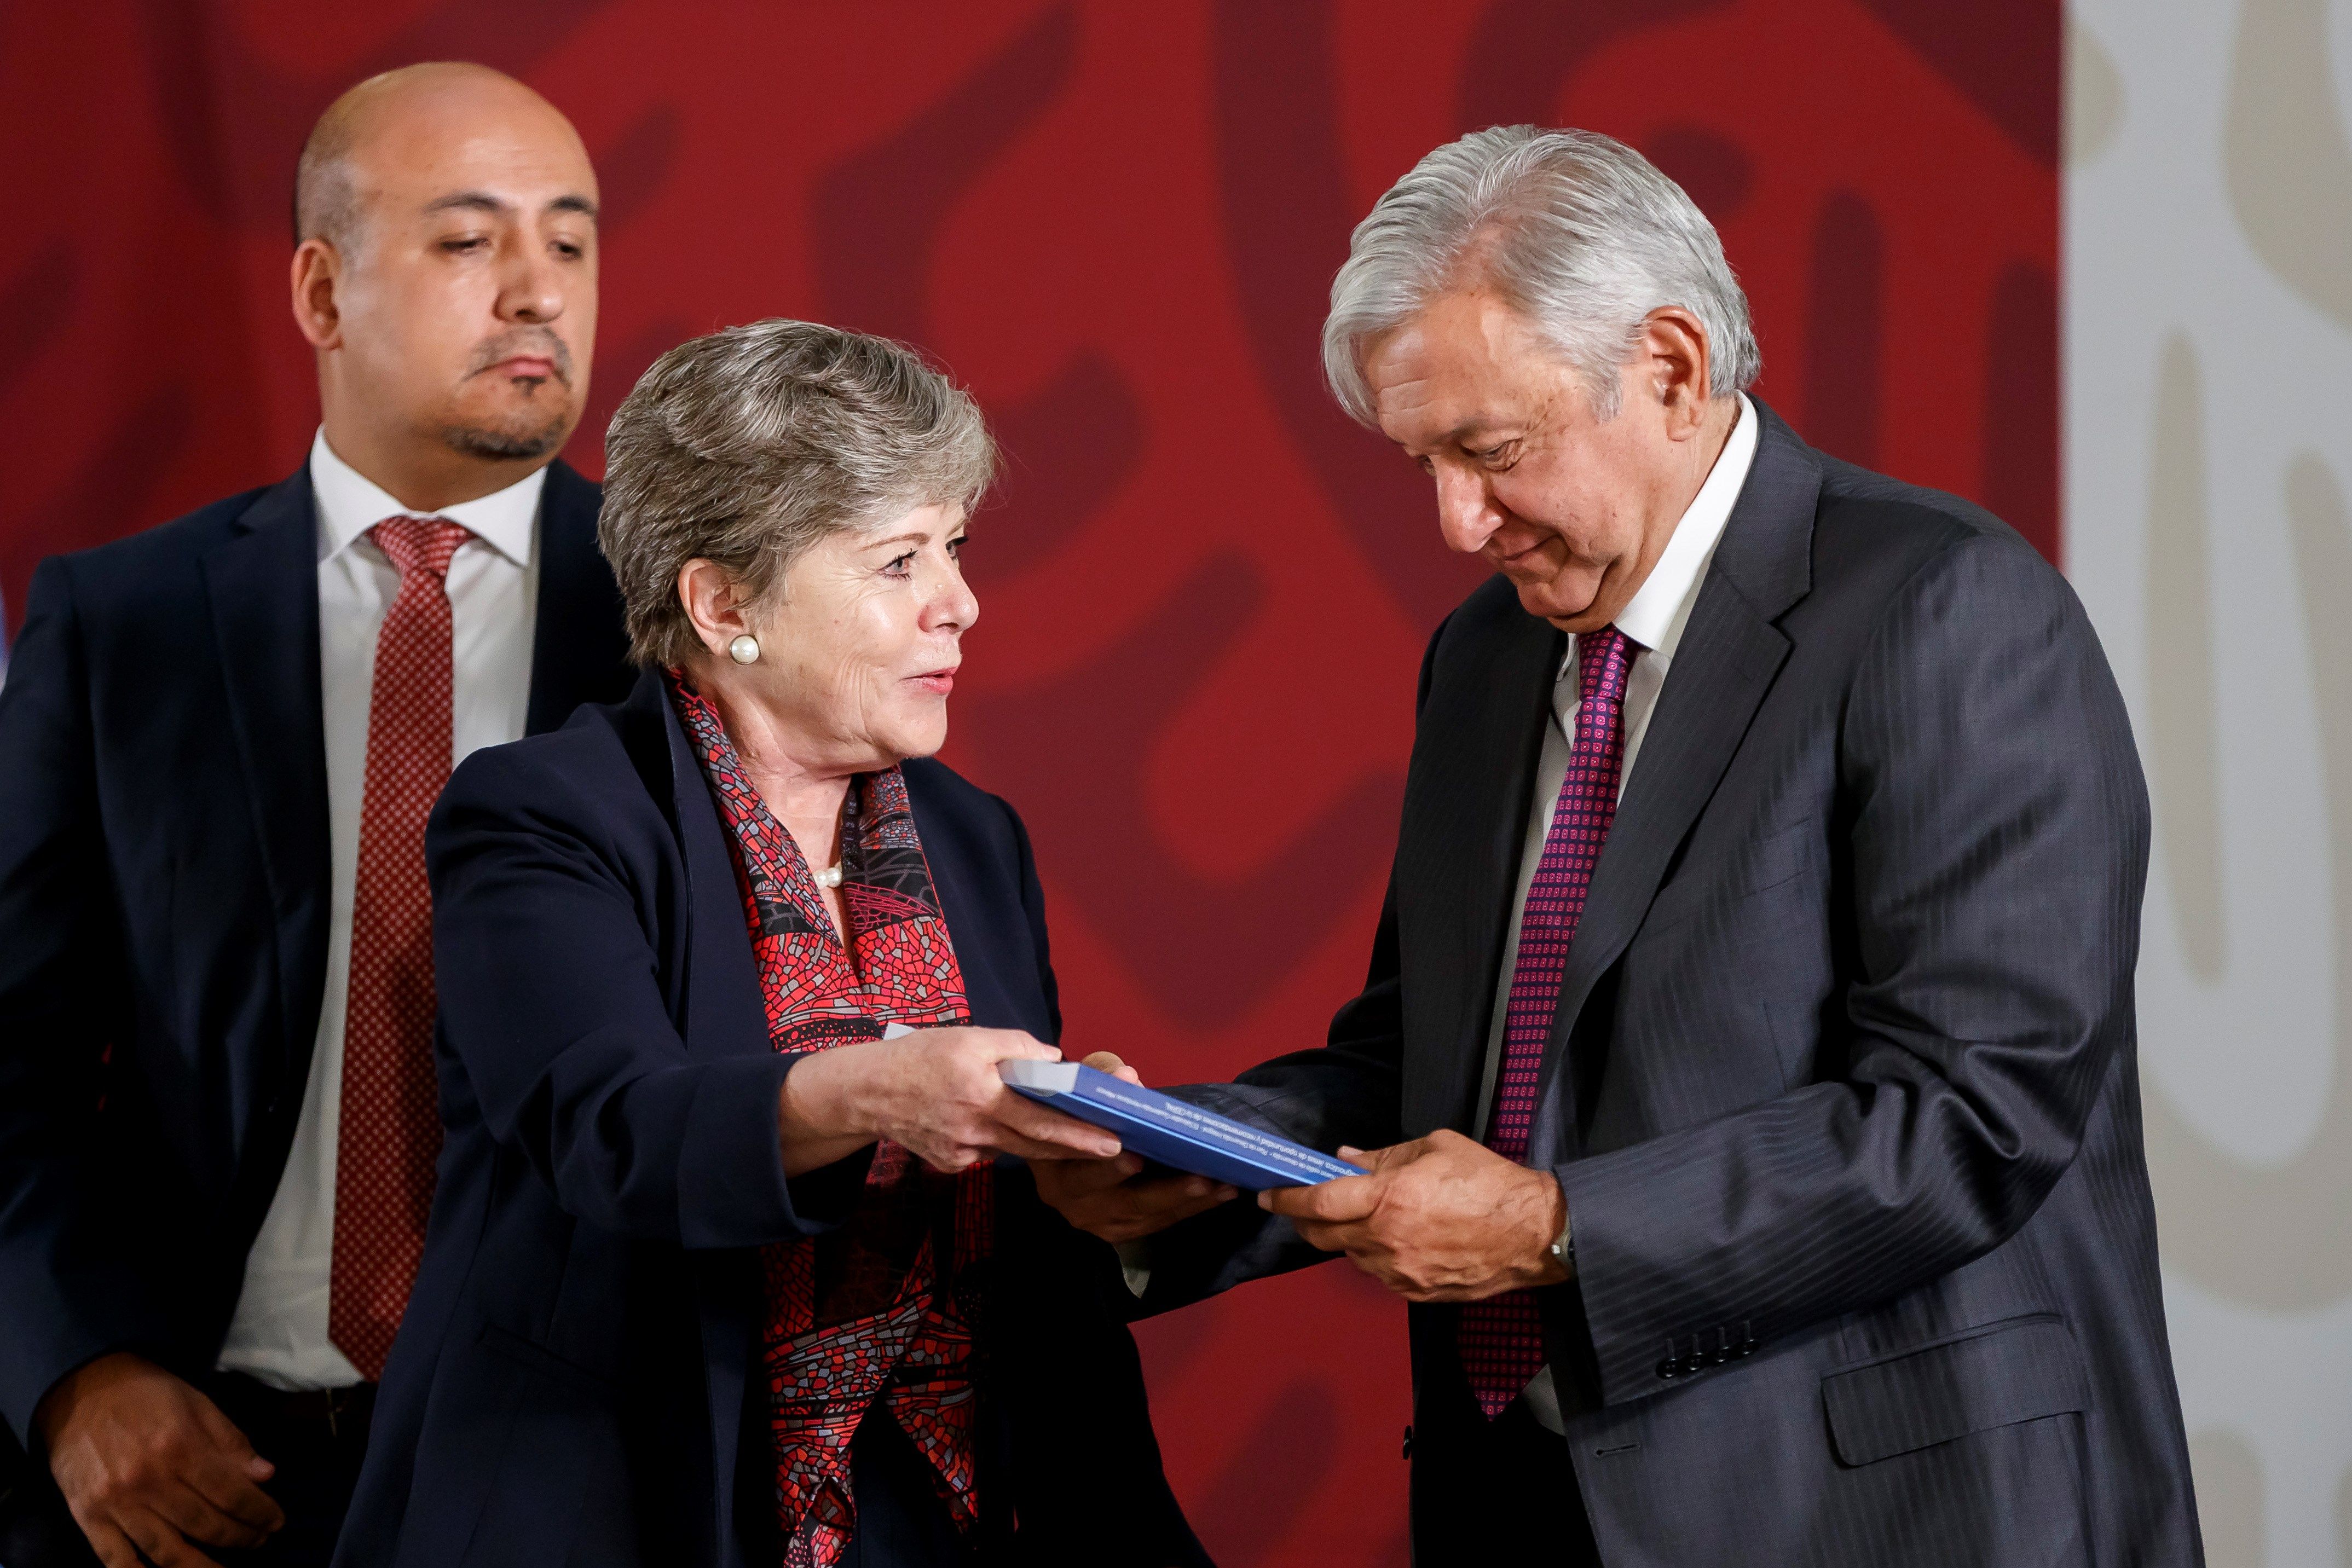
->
[667,671,991,1568]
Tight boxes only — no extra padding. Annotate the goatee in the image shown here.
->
[441,412,569,462]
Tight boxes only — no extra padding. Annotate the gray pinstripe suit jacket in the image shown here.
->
[1144,404,2203,1567]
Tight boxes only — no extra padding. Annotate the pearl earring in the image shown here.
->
[728,634,760,666]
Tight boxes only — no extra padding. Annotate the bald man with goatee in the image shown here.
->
[0,64,633,1567]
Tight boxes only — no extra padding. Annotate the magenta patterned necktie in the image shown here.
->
[1457,623,1638,1420]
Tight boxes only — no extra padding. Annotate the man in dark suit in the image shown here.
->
[1037,126,2203,1566]
[0,63,631,1568]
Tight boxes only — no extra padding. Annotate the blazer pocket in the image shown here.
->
[476,1322,614,1399]
[1822,1315,2090,1466]
[1642,820,1813,934]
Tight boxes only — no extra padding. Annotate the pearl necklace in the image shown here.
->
[813,863,844,890]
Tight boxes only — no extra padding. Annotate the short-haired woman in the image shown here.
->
[340,322,1212,1568]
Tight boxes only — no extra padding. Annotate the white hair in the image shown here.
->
[1322,126,1760,423]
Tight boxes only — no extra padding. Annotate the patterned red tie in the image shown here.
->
[1457,624,1638,1419]
[330,516,470,1382]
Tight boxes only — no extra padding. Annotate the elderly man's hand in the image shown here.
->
[1258,1129,1569,1302]
[1027,1053,1240,1242]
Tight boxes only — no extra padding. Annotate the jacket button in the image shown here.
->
[1401,1424,1413,1460]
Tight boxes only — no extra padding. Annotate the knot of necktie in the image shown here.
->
[1576,623,1640,713]
[368,516,471,584]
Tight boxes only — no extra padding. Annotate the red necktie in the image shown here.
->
[1457,624,1637,1419]
[330,516,470,1382]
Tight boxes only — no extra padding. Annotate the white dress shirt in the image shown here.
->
[1487,394,1758,1431]
[215,430,546,1391]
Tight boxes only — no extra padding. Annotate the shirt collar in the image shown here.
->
[1568,391,1759,672]
[308,427,546,570]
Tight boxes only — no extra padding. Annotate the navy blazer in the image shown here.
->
[1142,406,2200,1568]
[337,672,1206,1568]
[0,461,631,1440]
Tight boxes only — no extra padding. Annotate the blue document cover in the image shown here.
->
[999,1061,1366,1190]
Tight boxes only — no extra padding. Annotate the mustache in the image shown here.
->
[465,328,575,387]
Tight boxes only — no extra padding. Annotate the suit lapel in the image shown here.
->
[605,669,766,1523]
[1529,408,1822,1154]
[524,460,629,736]
[198,472,333,1079]
[1399,584,1563,1138]
[630,669,777,1066]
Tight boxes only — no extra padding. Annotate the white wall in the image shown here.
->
[2066,3,2352,1561]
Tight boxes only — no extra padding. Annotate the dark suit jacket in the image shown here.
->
[336,673,1207,1568]
[0,460,631,1443]
[1142,406,2202,1567]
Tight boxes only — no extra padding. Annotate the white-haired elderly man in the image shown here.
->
[1036,126,2201,1567]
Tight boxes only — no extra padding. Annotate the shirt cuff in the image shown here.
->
[1520,1364,1566,1434]
[1114,1239,1153,1299]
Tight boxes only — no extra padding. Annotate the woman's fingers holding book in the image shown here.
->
[836,1026,1096,1168]
[988,1091,1123,1160]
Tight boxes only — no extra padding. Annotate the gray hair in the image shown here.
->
[600,319,998,668]
[1322,126,1760,423]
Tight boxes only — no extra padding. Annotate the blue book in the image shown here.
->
[999,1061,1366,1190]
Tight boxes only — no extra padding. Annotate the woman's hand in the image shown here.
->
[777,1027,1125,1174]
[1027,1052,1241,1242]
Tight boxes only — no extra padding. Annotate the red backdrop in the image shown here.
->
[0,3,2055,1561]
